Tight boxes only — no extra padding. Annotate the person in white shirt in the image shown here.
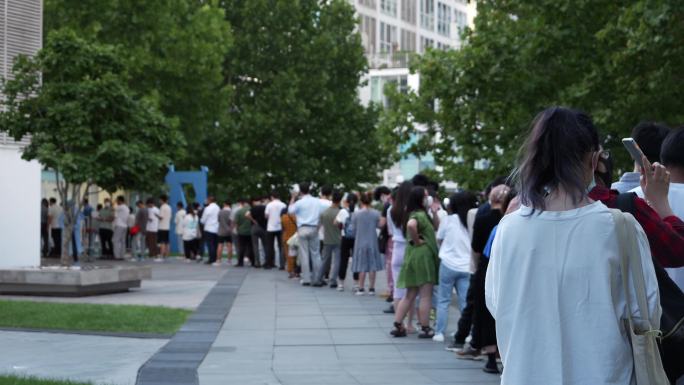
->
[48,197,63,257]
[432,192,478,343]
[289,182,331,285]
[182,206,200,261]
[201,196,221,265]
[174,201,186,255]
[146,198,161,259]
[631,127,684,290]
[157,194,172,260]
[112,195,131,260]
[486,107,661,383]
[334,193,357,290]
[265,191,287,269]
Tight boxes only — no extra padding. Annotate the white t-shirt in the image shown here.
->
[49,205,62,229]
[335,208,350,237]
[182,214,199,240]
[632,182,684,290]
[147,206,160,232]
[201,202,220,233]
[175,209,186,235]
[265,199,287,232]
[486,201,660,385]
[436,214,471,273]
[386,206,405,243]
[159,203,172,230]
[114,204,130,228]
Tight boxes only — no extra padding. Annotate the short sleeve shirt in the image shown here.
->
[320,206,341,245]
[265,200,287,232]
[159,203,172,230]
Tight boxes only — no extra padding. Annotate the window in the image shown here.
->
[437,3,451,37]
[371,75,408,107]
[381,0,397,16]
[454,10,468,35]
[401,0,416,25]
[380,22,398,53]
[420,36,434,52]
[358,0,377,9]
[437,42,450,50]
[420,0,434,30]
[400,29,416,52]
[360,15,377,53]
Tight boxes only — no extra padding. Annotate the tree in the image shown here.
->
[44,0,233,168]
[217,0,393,197]
[0,29,183,266]
[382,0,684,190]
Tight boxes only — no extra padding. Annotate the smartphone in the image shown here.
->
[622,138,645,169]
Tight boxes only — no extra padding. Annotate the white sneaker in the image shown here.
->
[432,333,445,342]
[212,262,221,266]
[154,258,164,262]
[336,285,344,292]
[355,289,365,296]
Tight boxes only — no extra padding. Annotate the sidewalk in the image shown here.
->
[198,268,501,385]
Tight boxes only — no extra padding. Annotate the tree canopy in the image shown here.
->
[217,0,392,197]
[0,29,182,264]
[45,0,233,166]
[382,0,684,190]
[44,0,392,197]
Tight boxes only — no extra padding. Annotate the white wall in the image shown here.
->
[0,146,41,268]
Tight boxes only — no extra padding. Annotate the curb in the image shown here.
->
[135,269,248,385]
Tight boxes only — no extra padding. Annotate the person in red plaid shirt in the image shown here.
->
[590,150,684,268]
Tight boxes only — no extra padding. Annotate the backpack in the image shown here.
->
[616,192,684,383]
[344,210,354,239]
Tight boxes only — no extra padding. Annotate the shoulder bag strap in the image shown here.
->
[610,209,655,332]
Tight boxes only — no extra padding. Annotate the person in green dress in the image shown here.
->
[391,186,441,338]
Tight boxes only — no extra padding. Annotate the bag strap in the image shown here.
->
[616,192,637,216]
[610,209,655,332]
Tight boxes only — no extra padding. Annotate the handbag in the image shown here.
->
[129,225,140,235]
[615,192,684,383]
[611,209,669,385]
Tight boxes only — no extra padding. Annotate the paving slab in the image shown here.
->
[198,268,500,385]
[0,330,166,385]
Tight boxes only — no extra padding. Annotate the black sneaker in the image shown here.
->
[329,283,338,289]
[483,360,500,374]
[368,288,376,296]
[312,282,324,287]
[383,305,395,314]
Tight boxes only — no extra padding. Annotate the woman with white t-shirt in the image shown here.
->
[433,191,478,343]
[485,107,661,384]
[182,206,200,261]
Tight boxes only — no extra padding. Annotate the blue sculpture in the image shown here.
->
[165,165,208,253]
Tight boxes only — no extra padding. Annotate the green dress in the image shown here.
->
[396,211,439,288]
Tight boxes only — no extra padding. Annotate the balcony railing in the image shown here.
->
[367,52,413,69]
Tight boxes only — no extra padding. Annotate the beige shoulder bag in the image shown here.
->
[610,209,669,385]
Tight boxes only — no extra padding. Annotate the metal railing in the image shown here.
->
[367,51,413,69]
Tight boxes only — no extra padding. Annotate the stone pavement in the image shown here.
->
[0,330,166,385]
[198,269,501,385]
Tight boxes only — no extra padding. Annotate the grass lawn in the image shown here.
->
[0,375,94,385]
[0,300,190,334]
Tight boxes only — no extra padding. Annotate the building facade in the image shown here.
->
[351,0,476,187]
[0,0,43,268]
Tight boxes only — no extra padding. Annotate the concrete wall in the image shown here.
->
[0,0,43,268]
[0,146,41,267]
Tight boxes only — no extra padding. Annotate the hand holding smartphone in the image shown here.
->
[621,138,645,169]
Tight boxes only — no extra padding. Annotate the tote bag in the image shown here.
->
[610,210,669,385]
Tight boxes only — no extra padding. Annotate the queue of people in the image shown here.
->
[38,107,684,384]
